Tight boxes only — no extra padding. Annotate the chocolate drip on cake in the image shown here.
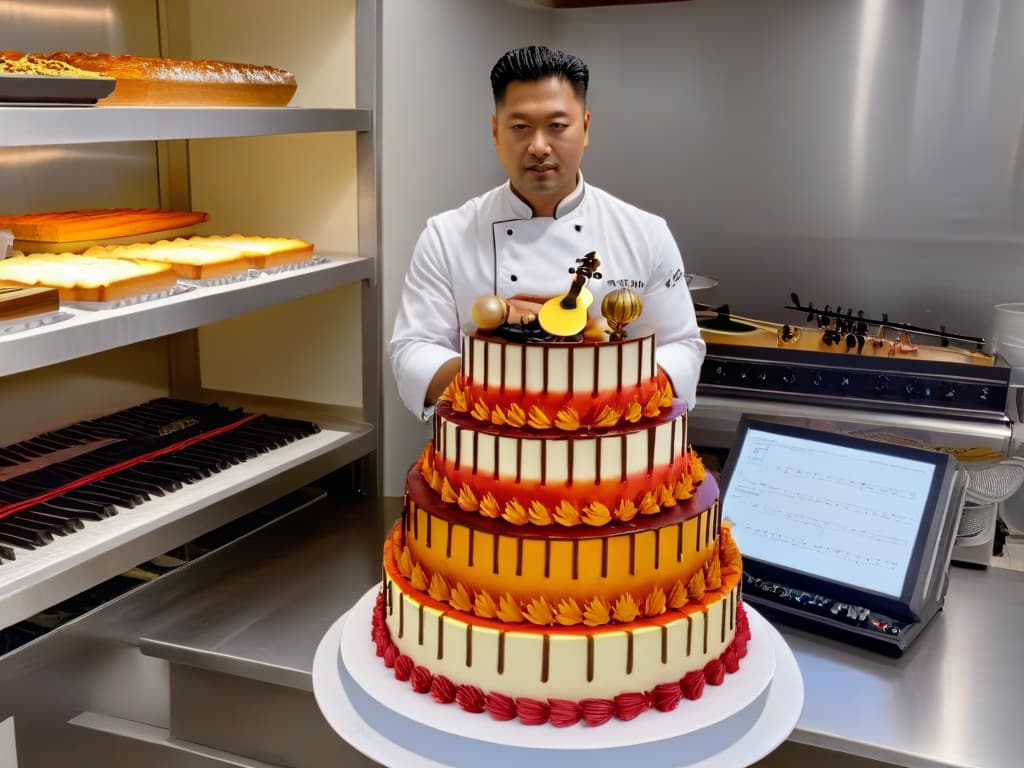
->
[647,429,656,475]
[670,419,677,460]
[542,347,550,394]
[454,426,462,471]
[540,440,547,486]
[703,610,709,654]
[515,439,523,484]
[677,522,684,561]
[661,626,668,663]
[626,630,634,674]
[418,604,424,645]
[704,505,712,546]
[516,538,524,576]
[567,441,574,487]
[438,614,445,659]
[499,344,506,395]
[471,432,479,475]
[498,632,506,674]
[637,340,643,384]
[544,540,551,577]
[649,336,656,377]
[482,342,489,391]
[729,589,735,630]
[695,510,702,552]
[492,437,499,480]
[653,529,660,569]
[587,636,595,681]
[468,338,475,382]
[686,615,692,655]
[629,534,636,575]
[492,535,500,575]
[466,625,473,667]
[541,635,550,682]
[387,581,393,615]
[592,347,600,398]
[616,344,623,393]
[601,538,609,578]
[425,510,432,547]
[571,540,579,579]
[399,594,405,638]
[468,528,475,567]
[413,504,420,540]
[619,435,627,483]
[595,439,602,484]
[721,599,727,643]
[445,524,453,558]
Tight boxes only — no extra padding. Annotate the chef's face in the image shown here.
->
[492,76,590,217]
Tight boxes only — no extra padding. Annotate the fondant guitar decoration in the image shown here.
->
[538,252,602,337]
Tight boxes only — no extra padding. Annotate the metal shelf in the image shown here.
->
[0,253,373,377]
[0,415,376,631]
[0,106,371,146]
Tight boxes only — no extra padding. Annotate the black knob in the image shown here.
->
[905,378,924,398]
[757,369,768,383]
[811,372,824,388]
[839,375,851,391]
[713,363,727,379]
[739,367,751,381]
[781,368,797,386]
[940,382,958,401]
[873,375,890,395]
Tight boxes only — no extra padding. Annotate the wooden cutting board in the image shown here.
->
[0,286,59,321]
[0,209,208,243]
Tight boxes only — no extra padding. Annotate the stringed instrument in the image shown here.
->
[537,252,601,337]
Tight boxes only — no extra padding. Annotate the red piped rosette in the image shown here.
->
[369,588,753,728]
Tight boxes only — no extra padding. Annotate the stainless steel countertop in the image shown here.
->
[123,496,1021,767]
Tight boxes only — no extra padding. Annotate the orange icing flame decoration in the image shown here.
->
[583,596,612,627]
[555,597,584,626]
[474,590,499,619]
[398,546,414,579]
[668,580,689,610]
[625,400,643,423]
[614,498,638,522]
[690,450,707,482]
[506,403,528,427]
[410,563,429,591]
[644,586,667,617]
[428,573,451,602]
[612,594,641,623]
[643,390,663,418]
[553,500,581,526]
[554,406,581,431]
[528,500,553,526]
[451,382,469,413]
[687,569,706,602]
[428,468,443,493]
[581,501,612,527]
[593,404,621,428]
[674,475,695,500]
[659,483,677,508]
[720,523,743,573]
[524,596,556,626]
[450,582,474,612]
[457,484,479,512]
[498,593,525,623]
[502,499,530,525]
[527,405,552,430]
[490,405,507,426]
[471,401,490,421]
[705,549,722,590]
[660,381,674,407]
[479,492,502,519]
[440,477,458,504]
[639,491,660,516]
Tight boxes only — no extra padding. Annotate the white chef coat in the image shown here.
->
[390,174,706,420]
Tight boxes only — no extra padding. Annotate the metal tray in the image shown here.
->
[0,73,115,105]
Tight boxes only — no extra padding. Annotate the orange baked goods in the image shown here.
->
[0,209,209,244]
[370,325,750,727]
[37,51,297,106]
[182,234,315,269]
[0,252,176,302]
[0,51,111,79]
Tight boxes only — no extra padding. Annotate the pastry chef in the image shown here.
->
[390,45,705,420]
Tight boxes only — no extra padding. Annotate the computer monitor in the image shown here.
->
[720,417,966,653]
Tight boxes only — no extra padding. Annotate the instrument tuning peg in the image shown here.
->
[790,292,801,306]
[806,301,815,322]
[593,271,602,280]
[939,325,950,347]
[882,313,889,323]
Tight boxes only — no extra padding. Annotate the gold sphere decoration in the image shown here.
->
[601,288,642,339]
[472,294,509,330]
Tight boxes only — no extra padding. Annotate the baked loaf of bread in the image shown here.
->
[38,51,297,106]
[183,234,315,269]
[0,51,111,79]
[0,252,176,302]
[0,209,209,244]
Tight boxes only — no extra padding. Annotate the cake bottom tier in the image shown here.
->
[374,543,750,723]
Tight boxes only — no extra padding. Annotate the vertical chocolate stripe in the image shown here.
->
[542,346,550,394]
[601,538,609,578]
[493,436,500,480]
[542,635,550,682]
[471,431,479,475]
[617,343,624,393]
[695,510,702,552]
[438,614,445,659]
[466,625,473,667]
[572,540,579,580]
[626,631,634,674]
[730,588,735,630]
[646,428,655,475]
[482,341,489,391]
[703,611,709,654]
[595,438,602,485]
[418,604,424,645]
[498,632,506,674]
[540,440,547,486]
[660,626,668,663]
[721,599,727,643]
[704,505,712,546]
[677,521,684,562]
[454,426,462,471]
[499,343,507,395]
[445,524,453,558]
[413,505,419,540]
[567,348,574,398]
[629,534,636,575]
[425,511,432,547]
[399,595,405,638]
[387,581,393,615]
[587,636,595,682]
[567,441,574,487]
[469,339,475,382]
[593,346,600,397]
[620,434,627,483]
[670,419,677,460]
[686,615,692,655]
[544,540,552,578]
[515,439,523,484]
[637,338,643,384]
[653,529,660,569]
[516,538,524,576]
[461,335,466,376]
[492,535,500,575]
[468,528,475,567]
[650,336,656,377]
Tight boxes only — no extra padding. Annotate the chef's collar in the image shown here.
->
[504,172,586,220]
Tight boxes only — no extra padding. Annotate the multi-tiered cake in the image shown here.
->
[372,309,750,727]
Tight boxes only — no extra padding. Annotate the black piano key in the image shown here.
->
[18,509,83,532]
[119,467,181,493]
[38,500,115,521]
[0,517,61,539]
[89,479,148,506]
[0,525,47,548]
[0,544,14,561]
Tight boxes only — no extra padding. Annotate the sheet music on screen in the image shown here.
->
[722,427,937,597]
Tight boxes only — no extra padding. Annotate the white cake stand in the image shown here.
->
[313,585,803,768]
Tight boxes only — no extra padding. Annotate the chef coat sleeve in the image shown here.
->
[642,220,706,409]
[389,220,462,420]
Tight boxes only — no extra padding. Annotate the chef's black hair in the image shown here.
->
[490,45,589,106]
